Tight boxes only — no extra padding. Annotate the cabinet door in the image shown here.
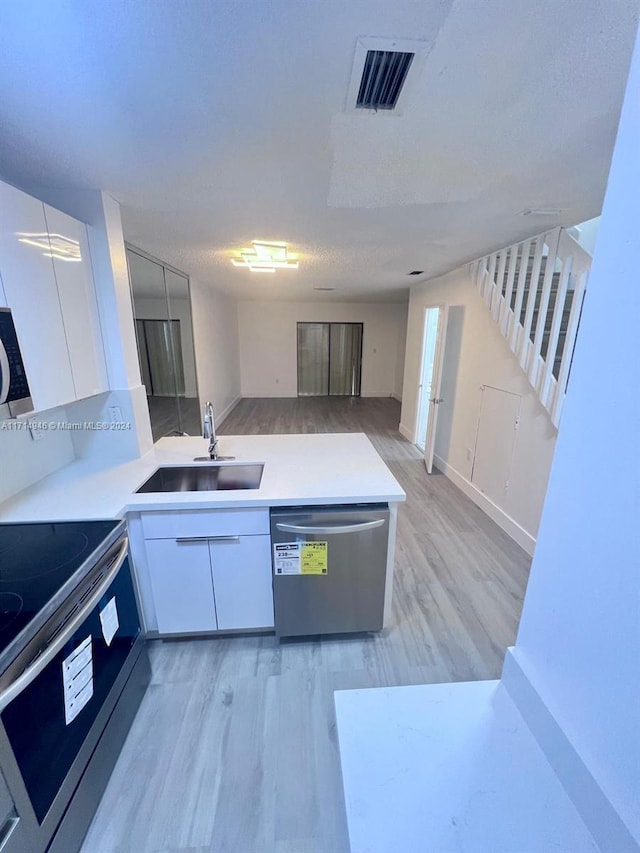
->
[0,181,76,409]
[145,538,218,634]
[209,535,274,630]
[43,204,107,399]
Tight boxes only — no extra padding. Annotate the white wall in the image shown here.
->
[133,296,198,398]
[393,304,408,399]
[238,301,408,399]
[400,269,557,549]
[505,29,640,850]
[190,280,241,423]
[0,406,75,503]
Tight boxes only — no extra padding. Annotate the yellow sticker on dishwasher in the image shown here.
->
[301,541,328,574]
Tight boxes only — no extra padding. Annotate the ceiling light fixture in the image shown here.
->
[231,240,299,273]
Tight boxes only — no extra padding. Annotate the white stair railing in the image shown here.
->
[469,227,590,428]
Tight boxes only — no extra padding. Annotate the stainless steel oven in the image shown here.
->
[0,521,150,853]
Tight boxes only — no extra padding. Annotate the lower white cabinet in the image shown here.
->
[145,538,218,634]
[144,527,275,635]
[210,535,274,630]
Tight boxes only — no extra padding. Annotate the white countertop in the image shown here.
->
[335,680,599,853]
[0,433,405,522]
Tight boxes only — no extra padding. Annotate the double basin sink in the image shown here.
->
[135,462,264,494]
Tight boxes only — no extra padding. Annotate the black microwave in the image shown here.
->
[0,308,33,418]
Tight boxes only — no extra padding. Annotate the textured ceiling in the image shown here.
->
[0,0,637,302]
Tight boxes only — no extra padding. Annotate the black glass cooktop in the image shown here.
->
[0,520,120,651]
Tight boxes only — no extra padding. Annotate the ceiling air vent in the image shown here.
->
[357,50,414,110]
[346,37,427,115]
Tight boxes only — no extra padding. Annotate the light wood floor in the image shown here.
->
[81,397,531,853]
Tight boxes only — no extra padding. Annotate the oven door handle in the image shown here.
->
[0,537,129,713]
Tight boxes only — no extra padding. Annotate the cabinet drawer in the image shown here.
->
[141,507,269,539]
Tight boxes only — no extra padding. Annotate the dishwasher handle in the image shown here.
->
[275,519,385,535]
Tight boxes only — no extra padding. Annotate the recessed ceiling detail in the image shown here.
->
[230,241,299,274]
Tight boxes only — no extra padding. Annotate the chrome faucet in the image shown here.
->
[202,401,218,460]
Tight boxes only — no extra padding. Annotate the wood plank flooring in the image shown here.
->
[81,397,531,853]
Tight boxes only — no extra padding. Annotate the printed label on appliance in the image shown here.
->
[273,542,301,575]
[100,597,119,646]
[62,635,94,725]
[301,542,328,575]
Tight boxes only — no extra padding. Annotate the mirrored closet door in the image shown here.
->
[126,246,200,440]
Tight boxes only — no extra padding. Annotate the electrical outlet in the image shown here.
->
[466,447,473,462]
[109,406,123,424]
[29,422,45,442]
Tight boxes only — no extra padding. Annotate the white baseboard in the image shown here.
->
[398,422,414,442]
[391,392,402,403]
[502,649,638,853]
[361,391,395,398]
[216,395,241,425]
[433,453,536,555]
[239,392,293,399]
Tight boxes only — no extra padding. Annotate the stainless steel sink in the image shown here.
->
[135,463,264,493]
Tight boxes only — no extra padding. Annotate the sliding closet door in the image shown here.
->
[297,322,363,397]
[143,320,185,396]
[297,323,329,396]
[136,320,153,393]
[329,323,362,396]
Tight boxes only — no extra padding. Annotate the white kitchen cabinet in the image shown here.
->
[141,508,275,635]
[0,180,76,409]
[43,204,107,399]
[144,537,218,634]
[210,534,274,630]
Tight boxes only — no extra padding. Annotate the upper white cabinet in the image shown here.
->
[43,204,107,399]
[0,180,107,411]
[0,181,76,410]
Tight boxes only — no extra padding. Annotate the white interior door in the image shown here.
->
[415,305,448,474]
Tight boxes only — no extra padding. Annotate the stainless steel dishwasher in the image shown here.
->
[270,503,389,638]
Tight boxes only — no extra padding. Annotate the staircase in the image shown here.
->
[469,227,591,428]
